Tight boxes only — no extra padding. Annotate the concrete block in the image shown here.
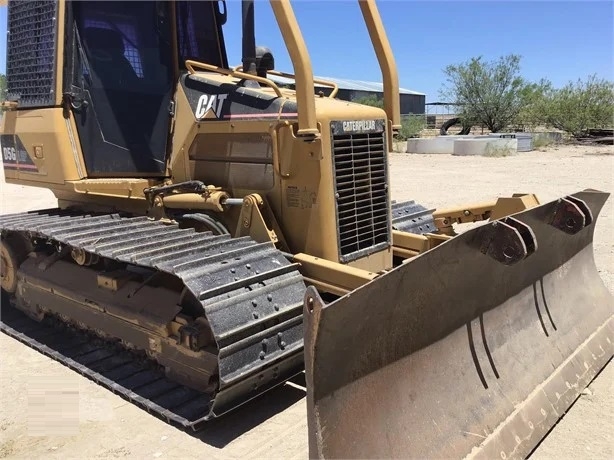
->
[488,132,533,151]
[406,135,477,154]
[453,138,518,156]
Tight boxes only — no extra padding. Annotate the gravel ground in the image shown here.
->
[0,142,612,459]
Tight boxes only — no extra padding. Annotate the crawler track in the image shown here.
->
[391,200,436,234]
[0,209,307,427]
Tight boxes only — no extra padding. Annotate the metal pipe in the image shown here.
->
[185,60,283,97]
[223,198,245,206]
[242,0,257,75]
[269,0,319,138]
[358,0,401,146]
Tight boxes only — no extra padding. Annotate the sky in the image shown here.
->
[0,0,612,101]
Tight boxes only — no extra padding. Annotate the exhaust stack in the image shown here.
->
[242,0,257,75]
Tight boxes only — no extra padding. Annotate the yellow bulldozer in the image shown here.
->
[1,1,612,458]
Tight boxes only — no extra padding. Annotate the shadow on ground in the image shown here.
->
[0,300,307,450]
[191,373,307,448]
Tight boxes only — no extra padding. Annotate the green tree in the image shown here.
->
[539,75,614,137]
[441,54,527,132]
[516,78,553,129]
[0,73,6,102]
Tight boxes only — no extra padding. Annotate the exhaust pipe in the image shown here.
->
[242,0,257,75]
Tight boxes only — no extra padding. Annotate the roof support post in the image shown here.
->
[270,0,319,139]
[358,0,401,146]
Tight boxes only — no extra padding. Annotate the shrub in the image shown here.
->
[539,75,614,138]
[397,115,426,140]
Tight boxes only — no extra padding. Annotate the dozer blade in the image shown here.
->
[304,189,613,459]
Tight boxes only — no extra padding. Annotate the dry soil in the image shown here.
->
[0,142,612,459]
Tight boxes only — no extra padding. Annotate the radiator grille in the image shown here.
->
[331,120,391,262]
[6,0,58,107]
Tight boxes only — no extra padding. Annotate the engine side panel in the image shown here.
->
[1,109,86,185]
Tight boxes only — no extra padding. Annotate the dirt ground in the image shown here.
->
[0,142,612,459]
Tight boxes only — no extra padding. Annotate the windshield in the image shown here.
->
[176,0,228,69]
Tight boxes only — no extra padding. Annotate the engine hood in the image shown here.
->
[180,72,388,128]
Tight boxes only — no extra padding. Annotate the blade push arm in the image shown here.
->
[433,194,540,235]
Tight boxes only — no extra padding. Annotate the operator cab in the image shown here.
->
[69,1,228,176]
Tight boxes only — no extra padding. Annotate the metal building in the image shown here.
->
[270,75,426,115]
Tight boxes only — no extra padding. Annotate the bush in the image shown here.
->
[397,115,426,140]
[351,94,425,140]
[438,54,613,137]
[538,75,614,138]
[516,79,552,130]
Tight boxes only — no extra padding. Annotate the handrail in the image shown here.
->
[184,60,284,98]
[232,65,339,99]
[269,121,291,178]
[187,0,397,142]
[268,69,340,99]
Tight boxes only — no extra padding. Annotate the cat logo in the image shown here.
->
[195,94,228,119]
